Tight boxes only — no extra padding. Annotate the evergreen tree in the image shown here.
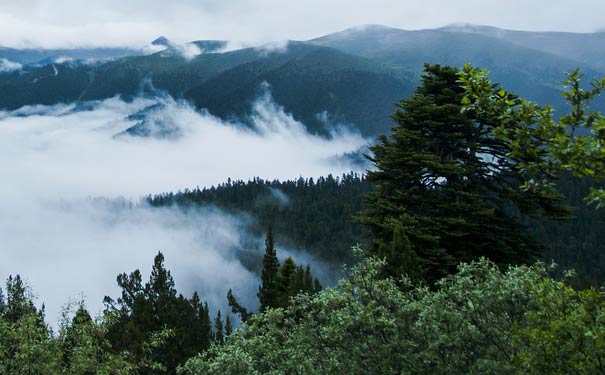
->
[3,275,39,323]
[0,287,5,317]
[278,257,297,306]
[146,172,371,264]
[60,303,93,370]
[104,252,212,374]
[228,234,322,323]
[360,64,567,283]
[214,311,224,345]
[258,228,281,311]
[313,278,322,293]
[224,315,233,337]
[0,275,59,374]
[227,289,251,322]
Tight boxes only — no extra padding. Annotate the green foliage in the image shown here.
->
[257,228,281,312]
[229,230,322,322]
[227,289,251,323]
[0,275,59,374]
[180,251,605,375]
[460,65,605,207]
[57,303,139,374]
[103,252,213,374]
[360,64,566,283]
[213,311,224,345]
[0,277,138,374]
[524,173,605,287]
[513,275,605,373]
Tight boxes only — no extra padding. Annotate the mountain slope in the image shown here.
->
[186,44,412,135]
[0,46,140,65]
[1,25,604,136]
[310,25,605,111]
[439,23,605,71]
[0,43,413,136]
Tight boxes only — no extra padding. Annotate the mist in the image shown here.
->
[0,91,368,323]
[0,58,21,72]
[1,1,605,49]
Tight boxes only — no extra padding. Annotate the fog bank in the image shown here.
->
[0,92,367,322]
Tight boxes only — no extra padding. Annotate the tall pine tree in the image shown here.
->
[104,252,213,374]
[360,64,568,283]
[257,227,281,312]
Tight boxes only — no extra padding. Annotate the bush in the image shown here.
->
[181,249,605,374]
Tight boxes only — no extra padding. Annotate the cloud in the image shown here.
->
[174,42,202,59]
[0,91,368,324]
[268,187,289,206]
[0,0,604,48]
[142,39,203,60]
[0,58,22,72]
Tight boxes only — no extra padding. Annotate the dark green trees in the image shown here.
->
[360,64,567,283]
[257,228,321,312]
[146,173,371,264]
[229,229,322,321]
[104,252,213,374]
[0,275,58,374]
[258,227,281,312]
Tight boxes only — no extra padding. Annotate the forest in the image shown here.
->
[3,64,605,374]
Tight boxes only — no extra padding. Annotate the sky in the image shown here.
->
[0,0,603,48]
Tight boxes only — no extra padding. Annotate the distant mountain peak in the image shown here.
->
[350,24,392,30]
[151,36,171,47]
[439,23,502,33]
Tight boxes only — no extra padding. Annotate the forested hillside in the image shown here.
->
[0,43,412,136]
[145,166,605,288]
[2,25,604,136]
[146,173,371,264]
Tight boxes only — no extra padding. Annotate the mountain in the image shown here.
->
[151,36,171,48]
[0,42,413,136]
[184,43,411,135]
[439,23,605,71]
[0,25,603,136]
[0,46,141,66]
[310,25,605,112]
[145,36,229,58]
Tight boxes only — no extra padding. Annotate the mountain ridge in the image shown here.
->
[0,24,603,137]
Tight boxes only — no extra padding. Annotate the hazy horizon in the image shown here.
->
[0,0,604,49]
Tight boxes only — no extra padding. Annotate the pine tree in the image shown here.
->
[0,287,5,317]
[278,257,297,305]
[228,239,322,325]
[258,227,281,311]
[224,315,232,337]
[0,276,59,374]
[227,289,250,322]
[104,252,213,374]
[360,64,567,283]
[60,303,93,370]
[214,311,224,345]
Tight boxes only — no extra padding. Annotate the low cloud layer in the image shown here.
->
[0,58,22,72]
[0,92,367,323]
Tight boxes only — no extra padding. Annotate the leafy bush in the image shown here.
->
[181,249,605,375]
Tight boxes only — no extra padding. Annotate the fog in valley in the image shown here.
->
[0,89,368,322]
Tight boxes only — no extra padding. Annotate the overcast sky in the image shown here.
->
[0,0,603,48]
